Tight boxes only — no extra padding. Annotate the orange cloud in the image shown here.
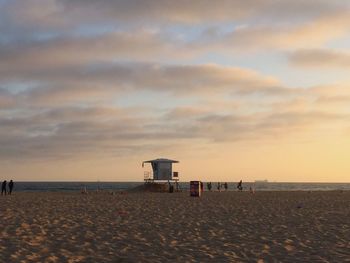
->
[289,48,350,68]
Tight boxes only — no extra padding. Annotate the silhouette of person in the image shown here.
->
[224,182,228,191]
[217,182,221,192]
[8,180,14,195]
[1,180,7,195]
[237,180,243,191]
[207,182,212,191]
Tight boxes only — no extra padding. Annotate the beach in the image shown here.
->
[0,191,349,262]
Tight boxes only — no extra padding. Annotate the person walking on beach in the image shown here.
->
[8,180,14,195]
[175,181,179,192]
[1,180,7,195]
[237,180,243,191]
[224,182,228,191]
[207,182,212,191]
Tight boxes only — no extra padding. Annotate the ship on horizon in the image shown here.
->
[255,179,269,183]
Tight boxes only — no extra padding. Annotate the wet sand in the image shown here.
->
[0,191,349,262]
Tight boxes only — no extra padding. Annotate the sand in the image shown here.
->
[0,190,349,262]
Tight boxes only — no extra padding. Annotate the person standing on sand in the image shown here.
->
[217,182,221,192]
[1,180,7,195]
[8,180,14,195]
[207,182,212,191]
[237,180,243,191]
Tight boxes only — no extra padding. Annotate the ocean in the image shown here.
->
[8,181,350,192]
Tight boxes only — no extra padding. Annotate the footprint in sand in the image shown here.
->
[284,244,295,252]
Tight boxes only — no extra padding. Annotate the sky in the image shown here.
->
[1,0,350,182]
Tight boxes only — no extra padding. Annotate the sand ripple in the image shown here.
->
[0,191,349,262]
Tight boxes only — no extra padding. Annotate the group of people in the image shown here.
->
[205,181,244,191]
[216,182,228,191]
[1,180,14,195]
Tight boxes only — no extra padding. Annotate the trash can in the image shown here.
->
[190,181,201,197]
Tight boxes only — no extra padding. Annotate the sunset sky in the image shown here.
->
[1,0,350,182]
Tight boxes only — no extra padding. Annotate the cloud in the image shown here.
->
[1,5,350,78]
[307,83,350,97]
[162,107,350,143]
[0,105,148,158]
[2,12,350,68]
[289,49,350,68]
[1,1,349,53]
[1,0,346,29]
[0,88,15,109]
[307,83,350,111]
[0,63,284,103]
[0,31,176,73]
[1,0,350,164]
[1,79,349,160]
[198,11,350,52]
[1,103,347,160]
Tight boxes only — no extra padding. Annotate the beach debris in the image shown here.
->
[117,210,128,216]
[115,210,128,222]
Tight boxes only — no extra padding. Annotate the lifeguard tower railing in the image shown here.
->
[144,171,153,182]
[143,171,179,183]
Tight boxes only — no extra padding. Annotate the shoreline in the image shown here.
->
[6,181,350,193]
[3,189,350,194]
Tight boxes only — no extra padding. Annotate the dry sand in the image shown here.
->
[0,190,349,262]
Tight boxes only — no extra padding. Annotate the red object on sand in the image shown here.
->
[190,181,201,197]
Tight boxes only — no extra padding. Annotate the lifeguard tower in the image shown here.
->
[142,158,180,192]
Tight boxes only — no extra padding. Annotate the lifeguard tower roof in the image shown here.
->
[142,158,179,181]
[143,158,179,164]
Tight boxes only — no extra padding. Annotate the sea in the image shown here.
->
[9,181,350,192]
